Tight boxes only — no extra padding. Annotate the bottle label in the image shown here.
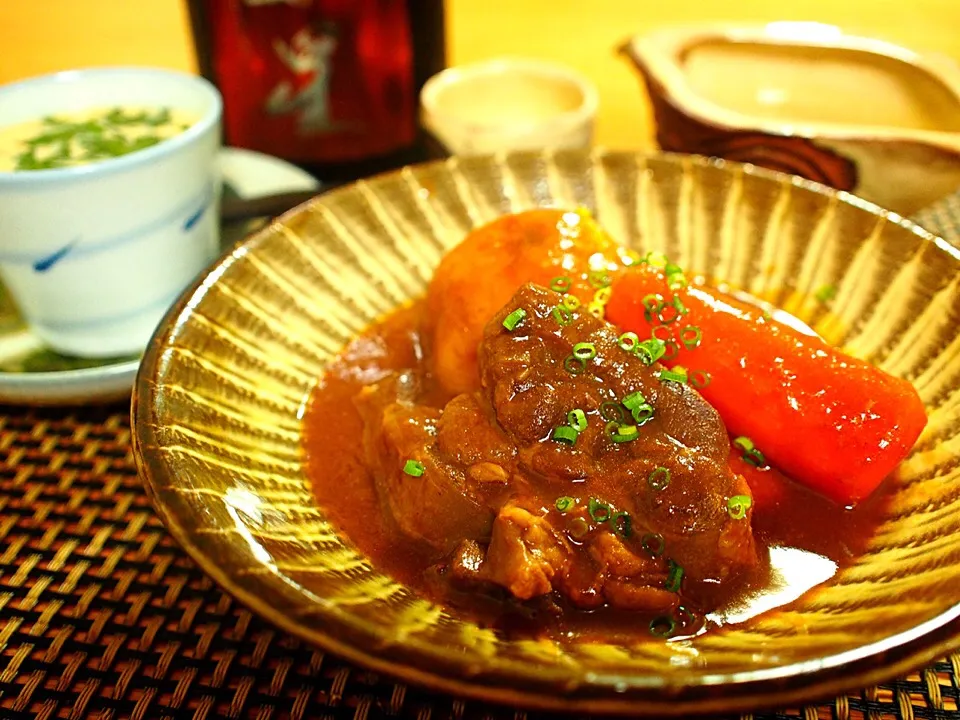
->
[203,0,415,163]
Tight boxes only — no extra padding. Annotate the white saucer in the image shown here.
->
[0,148,320,406]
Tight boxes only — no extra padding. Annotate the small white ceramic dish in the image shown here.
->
[0,67,222,358]
[0,147,319,406]
[420,57,598,155]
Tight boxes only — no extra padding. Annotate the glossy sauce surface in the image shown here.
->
[304,298,891,642]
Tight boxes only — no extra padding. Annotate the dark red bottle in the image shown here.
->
[188,0,446,182]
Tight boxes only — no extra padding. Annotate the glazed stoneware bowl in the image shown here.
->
[622,22,960,216]
[132,150,960,716]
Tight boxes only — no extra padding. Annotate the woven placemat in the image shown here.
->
[0,404,955,720]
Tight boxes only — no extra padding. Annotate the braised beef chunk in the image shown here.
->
[357,283,757,614]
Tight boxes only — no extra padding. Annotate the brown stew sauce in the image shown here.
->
[304,299,891,643]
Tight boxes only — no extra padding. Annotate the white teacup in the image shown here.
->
[420,57,598,156]
[0,67,222,358]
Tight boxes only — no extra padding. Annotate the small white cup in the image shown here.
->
[0,67,222,358]
[420,57,598,155]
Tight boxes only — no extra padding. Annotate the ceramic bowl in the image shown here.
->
[0,67,222,358]
[132,150,960,716]
[420,57,598,155]
[622,22,960,216]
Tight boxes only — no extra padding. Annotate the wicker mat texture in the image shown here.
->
[0,194,955,720]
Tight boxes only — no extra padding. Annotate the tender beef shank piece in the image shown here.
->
[358,284,757,613]
[478,284,757,590]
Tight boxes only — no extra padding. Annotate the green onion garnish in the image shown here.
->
[588,269,611,289]
[733,436,766,467]
[689,370,711,389]
[618,332,639,352]
[552,305,573,326]
[641,532,665,557]
[635,338,666,365]
[555,496,575,513]
[608,422,639,443]
[593,286,612,305]
[567,408,588,432]
[563,294,581,310]
[642,294,663,323]
[622,249,642,266]
[502,308,527,331]
[552,426,579,445]
[599,401,625,423]
[649,615,676,638]
[643,251,668,268]
[672,295,688,316]
[402,459,424,477]
[564,355,586,375]
[587,302,605,319]
[657,303,679,325]
[611,511,632,538]
[550,276,572,293]
[568,516,590,539]
[622,391,646,410]
[658,368,688,384]
[588,497,611,523]
[815,284,837,304]
[631,403,654,424]
[727,494,753,520]
[648,466,670,491]
[664,559,684,592]
[680,326,702,350]
[572,342,597,361]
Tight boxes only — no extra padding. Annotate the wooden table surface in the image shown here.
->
[2,0,960,149]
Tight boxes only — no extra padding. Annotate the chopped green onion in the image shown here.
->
[680,326,702,350]
[815,284,837,304]
[555,496,575,513]
[689,370,711,389]
[734,436,766,467]
[649,615,676,638]
[552,426,579,445]
[572,342,597,361]
[657,303,680,325]
[657,368,688,384]
[587,302,605,319]
[672,295,688,316]
[593,286,612,305]
[622,391,646,410]
[641,532,665,557]
[599,401,625,423]
[643,251,668,268]
[727,494,753,520]
[552,305,573,326]
[648,466,671,491]
[664,559,684,592]
[664,262,683,276]
[502,308,527,331]
[568,516,590,539]
[631,403,654,424]
[635,338,666,365]
[668,274,688,290]
[588,497,611,523]
[567,408,588,432]
[550,276,572,293]
[563,294,581,310]
[564,355,586,375]
[402,459,424,477]
[588,269,612,289]
[611,511,632,538]
[609,422,639,443]
[618,332,639,352]
[662,340,679,362]
[642,294,663,323]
